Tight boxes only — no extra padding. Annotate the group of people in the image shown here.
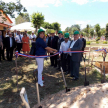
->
[35,29,86,87]
[0,30,36,62]
[0,29,86,87]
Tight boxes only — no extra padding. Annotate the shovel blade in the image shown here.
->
[84,81,89,86]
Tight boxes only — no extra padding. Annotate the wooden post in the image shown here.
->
[15,57,18,92]
[91,55,94,70]
[88,46,91,73]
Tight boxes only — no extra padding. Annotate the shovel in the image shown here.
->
[101,52,106,83]
[83,53,89,86]
[61,67,70,93]
[33,69,42,108]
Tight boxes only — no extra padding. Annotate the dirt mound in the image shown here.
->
[33,83,108,108]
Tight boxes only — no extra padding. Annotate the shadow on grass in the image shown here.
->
[0,57,107,108]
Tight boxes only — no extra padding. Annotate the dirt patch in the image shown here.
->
[33,83,108,108]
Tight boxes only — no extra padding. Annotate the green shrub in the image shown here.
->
[96,37,100,41]
[86,41,91,45]
[96,41,99,44]
[103,41,107,44]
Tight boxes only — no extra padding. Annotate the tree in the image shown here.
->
[105,23,108,40]
[31,12,44,33]
[52,22,61,31]
[15,13,30,24]
[0,0,27,22]
[41,22,50,29]
[95,24,101,37]
[90,28,94,37]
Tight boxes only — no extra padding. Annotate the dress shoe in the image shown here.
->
[54,65,57,68]
[72,77,78,81]
[39,83,44,87]
[65,71,70,75]
[70,75,75,77]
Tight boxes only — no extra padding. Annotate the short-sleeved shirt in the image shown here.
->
[35,37,47,56]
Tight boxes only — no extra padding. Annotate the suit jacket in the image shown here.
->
[48,36,59,49]
[70,39,83,62]
[1,35,5,46]
[5,37,16,49]
[57,38,64,51]
[81,38,86,51]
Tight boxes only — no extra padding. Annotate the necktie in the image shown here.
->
[19,35,21,42]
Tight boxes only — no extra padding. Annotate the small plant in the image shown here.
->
[86,41,91,45]
[103,41,107,44]
[96,41,99,44]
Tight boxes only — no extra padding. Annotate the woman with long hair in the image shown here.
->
[22,33,30,54]
[35,29,57,87]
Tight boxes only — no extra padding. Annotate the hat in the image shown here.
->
[58,31,63,34]
[74,31,80,35]
[38,29,45,34]
[32,31,34,33]
[64,33,69,38]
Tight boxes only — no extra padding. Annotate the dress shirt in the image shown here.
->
[29,34,36,43]
[10,37,12,47]
[60,40,71,53]
[15,35,23,43]
[70,40,78,48]
[69,39,78,56]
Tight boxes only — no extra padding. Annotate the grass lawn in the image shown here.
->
[0,54,108,108]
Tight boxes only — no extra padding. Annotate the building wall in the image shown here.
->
[0,26,3,30]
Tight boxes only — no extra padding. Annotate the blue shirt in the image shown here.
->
[35,37,47,56]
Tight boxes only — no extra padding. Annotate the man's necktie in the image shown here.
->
[19,35,21,42]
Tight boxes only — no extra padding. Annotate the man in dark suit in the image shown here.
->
[80,34,86,51]
[0,31,5,60]
[68,31,83,80]
[5,32,16,61]
[48,30,59,67]
[57,31,64,70]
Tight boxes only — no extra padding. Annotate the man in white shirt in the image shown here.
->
[68,31,83,80]
[60,33,71,74]
[15,31,23,53]
[29,31,36,42]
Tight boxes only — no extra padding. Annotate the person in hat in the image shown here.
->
[68,31,83,80]
[60,33,71,73]
[35,29,57,87]
[80,34,86,59]
[57,31,64,70]
[48,30,59,67]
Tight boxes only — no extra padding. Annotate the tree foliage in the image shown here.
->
[15,13,30,24]
[90,28,94,37]
[52,22,61,31]
[31,12,44,33]
[105,23,108,40]
[95,24,101,37]
[0,0,27,22]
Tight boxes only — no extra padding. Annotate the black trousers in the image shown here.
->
[6,47,14,61]
[17,43,22,53]
[61,54,70,72]
[0,47,1,61]
[70,60,80,79]
[1,46,5,60]
[50,53,57,67]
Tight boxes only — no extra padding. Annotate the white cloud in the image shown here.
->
[71,0,89,5]
[20,0,62,7]
[71,0,108,5]
[74,20,91,29]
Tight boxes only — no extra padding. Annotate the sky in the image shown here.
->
[3,0,108,30]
